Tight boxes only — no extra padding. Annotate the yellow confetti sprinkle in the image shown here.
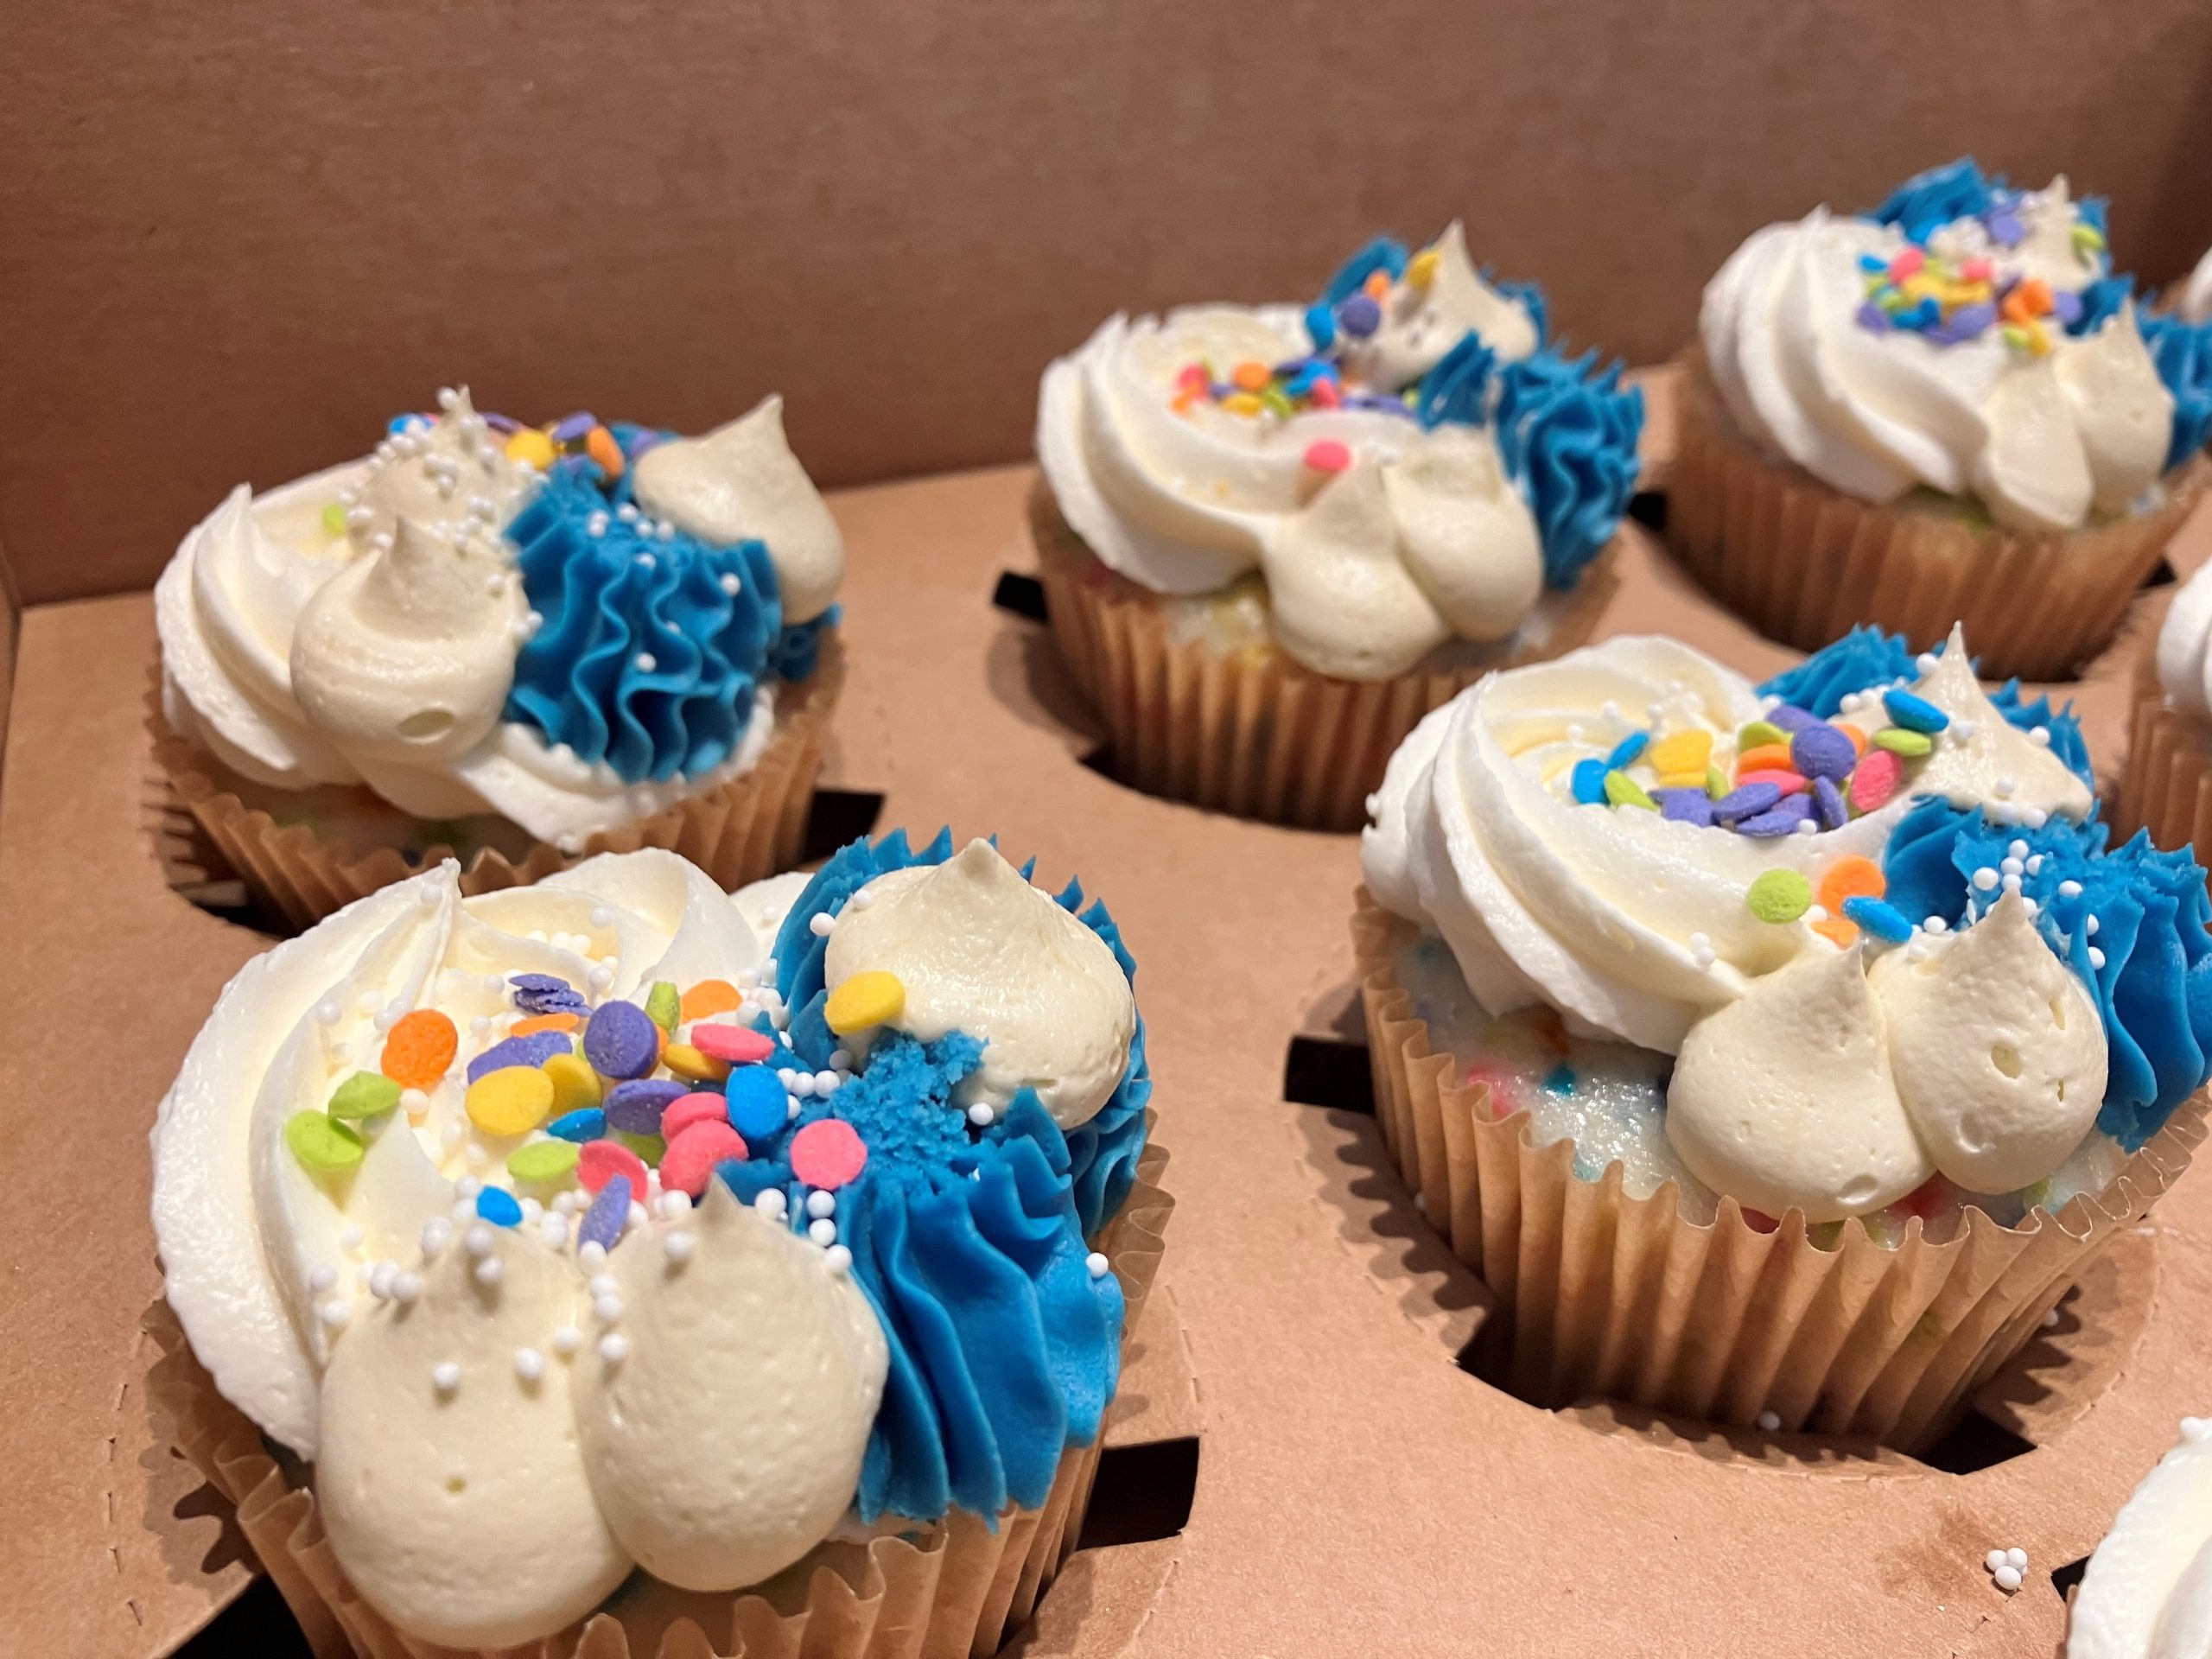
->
[1407,247,1440,289]
[663,1042,730,1083]
[1649,730,1713,778]
[543,1052,601,1116]
[467,1066,554,1137]
[826,970,906,1036]
[505,428,556,469]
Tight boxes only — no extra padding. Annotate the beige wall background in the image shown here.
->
[4,1,2212,606]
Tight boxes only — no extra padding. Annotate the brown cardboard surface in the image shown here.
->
[10,1,2212,607]
[9,368,2212,1657]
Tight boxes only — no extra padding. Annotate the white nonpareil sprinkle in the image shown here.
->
[578,1241,607,1269]
[2031,726,2050,747]
[551,1325,582,1357]
[754,1189,789,1220]
[432,1362,461,1394]
[369,1261,398,1300]
[628,1200,648,1228]
[594,1294,623,1323]
[791,1071,817,1099]
[340,1223,365,1250]
[825,1244,854,1275]
[1972,868,1998,892]
[2086,914,2101,936]
[805,1190,837,1220]
[514,1347,545,1383]
[664,1231,696,1264]
[599,1333,629,1364]
[809,912,835,938]
[474,1257,504,1287]
[2088,946,2107,970]
[464,1224,495,1258]
[658,1191,691,1220]
[814,1070,842,1096]
[390,1270,422,1305]
[319,1300,351,1329]
[634,652,658,673]
[1756,1410,1782,1432]
[2058,879,2083,899]
[421,1217,453,1257]
[808,1217,838,1247]
[309,1265,339,1294]
[1086,1252,1111,1280]
[1924,916,1948,933]
[1993,1565,2022,1593]
[967,1103,996,1127]
[456,1176,482,1201]
[589,1273,620,1300]
[537,1214,569,1249]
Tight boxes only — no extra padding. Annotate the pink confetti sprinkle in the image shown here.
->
[662,1091,728,1141]
[659,1121,747,1198]
[1849,748,1905,813]
[791,1118,868,1190]
[579,1138,649,1198]
[1301,438,1351,474]
[690,1024,774,1064]
[1888,246,1925,280]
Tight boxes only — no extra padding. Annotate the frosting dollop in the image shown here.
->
[1035,225,1639,680]
[630,395,846,624]
[1361,623,2195,1221]
[2070,1414,2212,1659]
[2158,556,2212,721]
[822,838,1138,1128]
[1701,164,2180,531]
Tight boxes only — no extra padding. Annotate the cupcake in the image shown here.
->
[1672,159,2212,681]
[149,834,1166,1655]
[1356,624,2209,1444]
[1033,224,1643,830]
[155,388,849,929]
[2115,562,2212,857]
[2068,1413,2212,1656]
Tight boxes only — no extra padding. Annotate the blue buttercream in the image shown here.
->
[1491,349,1643,589]
[505,461,781,783]
[770,603,842,682]
[2141,308,2212,469]
[1319,236,1409,306]
[1411,334,1497,431]
[1870,157,1993,243]
[2068,273,2135,337]
[1879,799,2212,1146]
[1484,269,1551,347]
[722,829,1151,1523]
[1758,628,2094,791]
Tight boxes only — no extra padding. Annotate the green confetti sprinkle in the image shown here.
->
[507,1139,582,1185]
[613,1128,666,1166]
[1746,868,1812,924]
[1706,764,1730,800]
[328,1071,402,1120]
[286,1110,365,1174]
[1738,720,1786,750]
[320,500,348,537]
[645,980,680,1033]
[1871,728,1933,758]
[1603,770,1656,810]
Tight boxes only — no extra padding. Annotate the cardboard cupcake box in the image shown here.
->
[10,8,2212,1656]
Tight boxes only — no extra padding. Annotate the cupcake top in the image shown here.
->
[2155,556,2212,721]
[150,835,1149,1649]
[2069,1413,2212,1658]
[1036,225,1643,679]
[1363,625,2212,1222]
[156,390,845,849]
[1701,158,2212,532]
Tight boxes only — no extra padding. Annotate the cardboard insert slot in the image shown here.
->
[1074,1436,1202,1551]
[1283,1037,1377,1115]
[992,569,1052,624]
[798,786,887,863]
[2050,1554,2091,1602]
[1625,489,1669,533]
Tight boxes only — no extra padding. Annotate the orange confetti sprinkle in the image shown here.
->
[1811,917,1859,949]
[585,424,625,478]
[1230,359,1271,392]
[1736,743,1793,775]
[1363,270,1391,301]
[1836,722,1867,756]
[1817,855,1885,915]
[380,1009,458,1091]
[512,1012,580,1037]
[679,979,745,1023]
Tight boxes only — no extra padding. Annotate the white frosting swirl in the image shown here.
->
[2184,246,2212,326]
[1362,628,2101,1217]
[155,388,808,846]
[1702,181,2174,532]
[2156,556,2212,721]
[824,839,1137,1128]
[2071,1414,2212,1659]
[1035,223,1548,680]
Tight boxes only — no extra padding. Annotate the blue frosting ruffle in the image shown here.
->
[1320,235,1411,306]
[1491,350,1643,589]
[505,461,780,783]
[1758,627,2093,791]
[2141,308,2212,469]
[1870,157,1993,242]
[714,829,1151,1523]
[1881,799,2212,1147]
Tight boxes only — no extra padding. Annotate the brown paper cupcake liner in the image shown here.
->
[2113,588,2212,861]
[148,1139,1173,1659]
[1351,890,2205,1450]
[152,639,846,931]
[1028,480,1619,832]
[1665,349,2212,683]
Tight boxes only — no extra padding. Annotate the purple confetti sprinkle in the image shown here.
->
[1855,301,1893,334]
[1713,781,1783,824]
[480,410,522,434]
[2051,289,2083,327]
[1737,796,1815,838]
[1790,723,1857,782]
[1948,300,1997,339]
[550,411,598,442]
[510,974,573,995]
[1766,704,1821,734]
[466,1030,572,1084]
[1338,293,1383,339]
[1655,788,1716,827]
[583,1000,659,1081]
[1986,212,2024,248]
[579,1174,631,1254]
[605,1077,688,1135]
[516,987,589,1018]
[1812,775,1848,831]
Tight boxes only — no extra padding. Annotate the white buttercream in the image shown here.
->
[1667,944,1932,1221]
[2184,247,2212,326]
[2070,1415,2212,1659]
[318,1232,632,1649]
[1035,226,1553,680]
[1869,892,2105,1192]
[2157,556,2212,721]
[631,395,846,623]
[572,1183,885,1590]
[1701,184,2174,531]
[823,839,1136,1128]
